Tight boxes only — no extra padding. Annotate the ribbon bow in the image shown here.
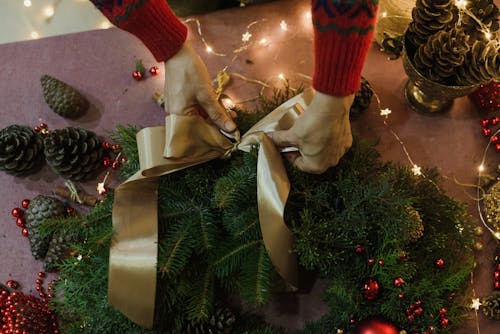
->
[109,90,314,328]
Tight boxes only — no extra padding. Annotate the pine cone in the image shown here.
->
[350,77,374,117]
[44,233,74,272]
[455,41,500,85]
[483,181,500,232]
[184,306,236,334]
[407,0,455,48]
[25,195,66,260]
[481,291,500,320]
[41,74,89,118]
[461,0,499,42]
[44,127,104,181]
[0,125,44,176]
[413,28,470,83]
[405,206,424,243]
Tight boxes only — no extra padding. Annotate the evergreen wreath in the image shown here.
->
[39,87,475,333]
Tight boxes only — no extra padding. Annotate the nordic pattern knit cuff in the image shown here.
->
[312,0,378,96]
[91,0,188,62]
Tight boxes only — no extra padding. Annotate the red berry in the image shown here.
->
[102,141,111,150]
[112,143,121,152]
[368,258,375,265]
[112,161,120,170]
[11,208,22,218]
[394,277,404,287]
[435,258,445,268]
[132,71,143,81]
[440,318,449,328]
[120,156,128,164]
[414,307,423,316]
[482,127,492,137]
[494,270,500,281]
[494,280,500,290]
[480,118,490,127]
[6,280,19,289]
[15,217,25,228]
[495,143,500,152]
[34,126,41,132]
[407,314,414,322]
[491,116,499,125]
[21,199,30,209]
[378,259,385,266]
[21,228,28,237]
[398,293,405,299]
[149,66,160,76]
[103,157,112,167]
[415,300,422,307]
[355,245,364,254]
[38,272,46,278]
[491,135,499,143]
[35,279,43,285]
[439,308,447,315]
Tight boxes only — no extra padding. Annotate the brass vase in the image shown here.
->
[402,36,479,114]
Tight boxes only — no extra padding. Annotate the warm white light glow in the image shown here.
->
[471,298,481,310]
[484,31,492,40]
[478,164,485,172]
[30,31,39,39]
[206,46,213,53]
[278,73,285,80]
[380,108,392,116]
[221,97,235,109]
[494,231,500,240]
[305,11,312,20]
[455,0,467,9]
[24,0,32,7]
[259,38,268,46]
[280,20,288,31]
[100,21,112,29]
[412,164,422,176]
[241,31,252,42]
[382,11,387,18]
[44,6,55,18]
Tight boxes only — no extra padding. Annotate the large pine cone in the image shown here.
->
[25,195,66,260]
[184,306,236,334]
[44,127,104,181]
[0,125,44,176]
[461,0,499,42]
[482,291,500,320]
[413,28,470,83]
[44,233,74,272]
[41,74,89,118]
[350,77,374,117]
[455,41,500,85]
[407,0,455,48]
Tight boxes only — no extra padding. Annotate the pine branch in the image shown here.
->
[212,240,261,278]
[240,244,273,305]
[186,268,214,321]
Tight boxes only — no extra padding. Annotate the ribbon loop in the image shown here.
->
[109,90,314,328]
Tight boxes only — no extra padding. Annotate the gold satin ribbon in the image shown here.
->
[109,90,314,328]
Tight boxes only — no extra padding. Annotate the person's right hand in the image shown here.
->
[163,43,237,133]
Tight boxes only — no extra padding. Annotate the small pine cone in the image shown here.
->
[0,125,44,176]
[350,77,374,117]
[413,28,469,83]
[41,74,89,118]
[405,206,424,243]
[44,233,74,272]
[184,306,236,334]
[407,0,455,48]
[481,291,500,320]
[456,41,500,85]
[483,181,500,232]
[25,195,66,260]
[44,127,104,181]
[461,0,499,42]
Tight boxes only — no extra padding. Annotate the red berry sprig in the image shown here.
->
[494,249,500,290]
[132,60,161,81]
[438,308,449,328]
[11,200,31,237]
[479,116,500,153]
[33,122,50,137]
[405,300,424,322]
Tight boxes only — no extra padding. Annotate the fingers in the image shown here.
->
[291,156,328,174]
[197,91,237,133]
[268,130,299,148]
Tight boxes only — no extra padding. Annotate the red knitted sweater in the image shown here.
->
[91,0,378,96]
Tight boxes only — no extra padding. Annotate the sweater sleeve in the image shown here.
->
[91,0,187,62]
[312,0,379,96]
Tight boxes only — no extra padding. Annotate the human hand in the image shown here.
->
[269,91,354,174]
[163,43,237,132]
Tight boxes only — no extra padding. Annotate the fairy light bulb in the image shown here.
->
[242,31,252,42]
[24,0,32,7]
[280,20,288,31]
[278,73,285,80]
[206,46,213,53]
[100,21,112,29]
[259,38,268,46]
[44,6,55,18]
[382,11,387,18]
[455,0,467,9]
[478,164,485,172]
[484,31,492,40]
[30,31,39,39]
[222,97,235,108]
[305,11,312,20]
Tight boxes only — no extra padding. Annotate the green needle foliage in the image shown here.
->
[41,86,474,334]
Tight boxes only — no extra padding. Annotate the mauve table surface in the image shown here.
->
[1,0,499,332]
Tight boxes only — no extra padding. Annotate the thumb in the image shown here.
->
[197,92,237,133]
[267,130,299,148]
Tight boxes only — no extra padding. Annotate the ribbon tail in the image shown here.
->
[257,135,298,288]
[109,177,159,328]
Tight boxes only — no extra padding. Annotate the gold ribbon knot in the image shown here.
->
[109,90,314,328]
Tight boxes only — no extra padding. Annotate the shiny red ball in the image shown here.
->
[103,158,112,167]
[355,245,364,254]
[491,135,499,143]
[112,161,121,170]
[414,307,423,316]
[494,270,500,281]
[132,70,143,81]
[440,318,449,328]
[35,278,43,285]
[480,118,490,127]
[435,258,445,268]
[439,308,447,316]
[482,127,492,137]
[353,318,398,334]
[120,156,128,163]
[494,280,500,290]
[11,207,22,218]
[38,272,46,278]
[16,217,25,228]
[40,122,47,129]
[397,293,404,299]
[112,143,121,152]
[491,116,500,125]
[378,259,385,266]
[149,66,160,76]
[21,228,28,237]
[393,277,404,287]
[368,258,375,265]
[6,280,19,289]
[34,125,41,132]
[363,278,380,301]
[495,143,500,152]
[21,199,30,209]
[102,141,111,150]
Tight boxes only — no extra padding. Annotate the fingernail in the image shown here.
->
[225,120,236,132]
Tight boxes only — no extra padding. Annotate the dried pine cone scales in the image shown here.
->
[44,127,104,181]
[407,0,455,47]
[41,74,89,119]
[0,125,44,176]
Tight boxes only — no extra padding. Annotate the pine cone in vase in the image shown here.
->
[41,74,89,118]
[44,127,105,181]
[456,41,500,86]
[350,77,374,117]
[407,0,455,48]
[184,306,236,334]
[460,0,499,43]
[25,195,66,260]
[481,291,500,320]
[44,233,74,272]
[0,125,44,176]
[413,28,470,84]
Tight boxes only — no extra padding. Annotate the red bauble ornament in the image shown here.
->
[491,135,500,143]
[439,308,447,316]
[16,217,25,227]
[397,293,404,299]
[393,277,404,287]
[355,245,364,254]
[21,199,30,209]
[353,317,398,334]
[414,307,423,316]
[132,70,143,81]
[38,272,46,278]
[102,141,111,150]
[6,280,19,289]
[481,118,490,127]
[435,258,445,268]
[35,278,43,285]
[34,125,41,132]
[149,66,160,76]
[440,317,449,328]
[11,207,22,218]
[482,127,492,137]
[120,156,128,163]
[491,116,500,125]
[111,143,121,152]
[363,278,380,301]
[21,228,28,237]
[494,270,500,281]
[378,259,385,266]
[415,300,422,307]
[494,280,500,290]
[368,258,375,265]
[103,157,112,167]
[495,143,500,152]
[40,123,47,129]
[407,314,414,322]
[469,81,500,113]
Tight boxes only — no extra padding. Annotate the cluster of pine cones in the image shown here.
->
[407,0,500,86]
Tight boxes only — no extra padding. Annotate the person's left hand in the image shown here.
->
[268,91,354,174]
